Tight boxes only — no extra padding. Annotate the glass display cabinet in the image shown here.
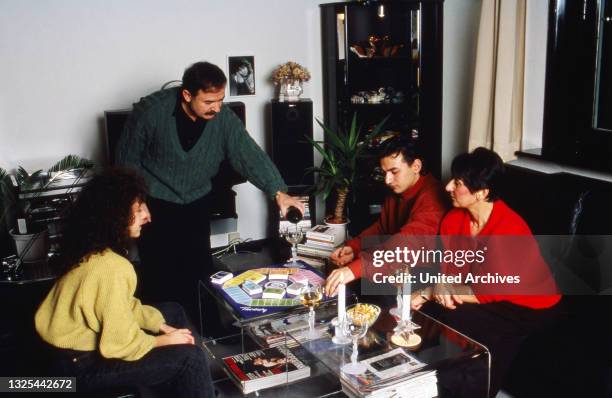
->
[320,0,443,234]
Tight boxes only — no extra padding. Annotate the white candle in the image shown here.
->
[401,280,411,321]
[396,285,402,315]
[338,283,346,322]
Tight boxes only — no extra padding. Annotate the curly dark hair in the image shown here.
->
[450,147,504,201]
[57,167,148,275]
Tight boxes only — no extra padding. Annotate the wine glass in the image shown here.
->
[341,312,369,375]
[300,282,323,339]
[281,225,303,265]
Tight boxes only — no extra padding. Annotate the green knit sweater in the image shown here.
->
[35,249,164,361]
[115,87,287,204]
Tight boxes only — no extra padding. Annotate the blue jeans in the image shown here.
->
[49,302,215,398]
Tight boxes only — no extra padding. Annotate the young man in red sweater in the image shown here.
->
[324,136,449,296]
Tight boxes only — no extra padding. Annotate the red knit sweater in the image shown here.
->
[346,174,449,278]
[440,200,561,309]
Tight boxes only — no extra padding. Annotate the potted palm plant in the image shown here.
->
[2,155,94,262]
[305,114,388,243]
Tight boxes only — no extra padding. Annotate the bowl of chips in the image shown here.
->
[346,303,381,326]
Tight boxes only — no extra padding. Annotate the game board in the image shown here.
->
[210,261,328,319]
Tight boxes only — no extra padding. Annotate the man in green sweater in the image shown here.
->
[116,61,303,323]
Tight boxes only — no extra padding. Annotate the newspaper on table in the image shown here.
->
[341,348,437,398]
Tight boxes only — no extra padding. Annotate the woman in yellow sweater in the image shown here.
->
[35,168,214,397]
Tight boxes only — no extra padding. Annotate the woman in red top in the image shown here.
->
[412,148,561,397]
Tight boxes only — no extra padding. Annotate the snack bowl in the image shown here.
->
[346,303,381,327]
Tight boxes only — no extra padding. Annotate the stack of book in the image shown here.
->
[223,346,310,394]
[340,348,437,398]
[297,224,338,261]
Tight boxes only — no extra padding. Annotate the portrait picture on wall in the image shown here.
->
[228,55,255,96]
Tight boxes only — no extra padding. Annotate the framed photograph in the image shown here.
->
[228,55,256,96]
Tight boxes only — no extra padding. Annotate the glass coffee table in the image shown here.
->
[202,303,490,397]
[288,307,491,398]
[198,248,489,397]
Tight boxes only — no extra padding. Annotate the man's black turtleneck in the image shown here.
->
[173,92,207,152]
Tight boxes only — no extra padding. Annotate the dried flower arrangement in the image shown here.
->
[271,61,311,84]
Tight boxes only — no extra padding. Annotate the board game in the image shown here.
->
[210,261,327,319]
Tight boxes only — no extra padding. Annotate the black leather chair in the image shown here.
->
[562,189,612,294]
[499,165,612,397]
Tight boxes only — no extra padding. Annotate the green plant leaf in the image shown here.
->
[48,155,94,172]
[347,114,360,151]
[304,166,333,177]
[16,166,44,188]
[355,115,391,159]
[304,135,333,165]
[16,166,29,185]
[306,113,390,217]
[316,118,347,155]
[320,179,334,200]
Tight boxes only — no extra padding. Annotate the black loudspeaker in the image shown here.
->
[271,99,314,187]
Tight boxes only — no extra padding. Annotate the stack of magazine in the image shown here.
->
[248,314,331,348]
[222,346,310,394]
[341,348,437,398]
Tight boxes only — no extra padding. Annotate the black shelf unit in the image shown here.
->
[320,0,443,234]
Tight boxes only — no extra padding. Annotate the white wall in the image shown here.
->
[442,0,482,180]
[0,0,488,242]
[522,0,549,150]
[0,0,331,243]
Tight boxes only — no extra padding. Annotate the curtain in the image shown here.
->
[468,0,527,161]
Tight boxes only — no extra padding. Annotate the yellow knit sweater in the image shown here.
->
[35,249,165,361]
